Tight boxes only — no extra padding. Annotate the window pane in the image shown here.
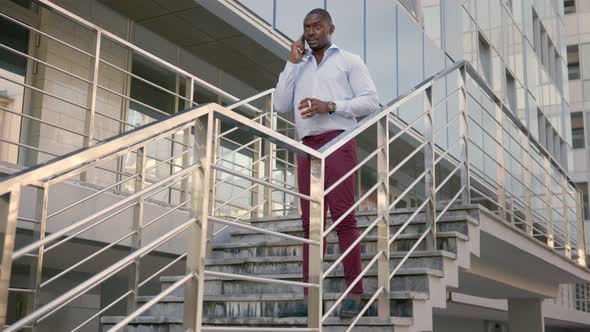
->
[130,56,176,120]
[479,36,492,84]
[577,182,589,220]
[327,0,364,58]
[423,0,441,48]
[275,0,324,40]
[0,17,28,76]
[397,7,423,93]
[366,1,396,103]
[571,112,585,148]
[564,0,576,15]
[567,45,580,80]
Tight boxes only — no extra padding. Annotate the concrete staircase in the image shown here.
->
[101,207,481,331]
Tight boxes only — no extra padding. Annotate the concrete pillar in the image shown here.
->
[508,299,545,332]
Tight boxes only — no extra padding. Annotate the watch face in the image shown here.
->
[329,102,336,112]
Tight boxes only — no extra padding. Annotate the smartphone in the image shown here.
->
[299,35,307,55]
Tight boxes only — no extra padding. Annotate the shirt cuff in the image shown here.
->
[334,100,353,118]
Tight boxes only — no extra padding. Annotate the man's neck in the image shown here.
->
[312,42,332,65]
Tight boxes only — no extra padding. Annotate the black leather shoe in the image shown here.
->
[339,298,362,318]
[279,302,308,317]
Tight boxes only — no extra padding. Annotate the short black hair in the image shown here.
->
[306,8,332,25]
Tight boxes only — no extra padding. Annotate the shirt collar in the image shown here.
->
[304,43,339,62]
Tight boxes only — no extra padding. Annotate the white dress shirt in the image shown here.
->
[273,44,380,139]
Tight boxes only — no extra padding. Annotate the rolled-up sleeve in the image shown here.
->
[334,55,380,118]
[273,61,298,113]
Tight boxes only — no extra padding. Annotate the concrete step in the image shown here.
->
[101,316,413,332]
[99,207,480,332]
[213,231,469,259]
[228,215,473,243]
[160,267,443,297]
[239,207,478,231]
[203,250,455,276]
[135,291,428,319]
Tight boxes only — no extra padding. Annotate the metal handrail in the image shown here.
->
[12,164,199,260]
[107,273,195,332]
[0,104,319,195]
[6,217,195,332]
[317,61,466,158]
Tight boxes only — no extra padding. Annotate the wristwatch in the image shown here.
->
[328,101,337,114]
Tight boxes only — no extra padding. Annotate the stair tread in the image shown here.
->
[100,315,413,326]
[232,215,473,235]
[136,291,429,303]
[243,206,478,224]
[213,231,468,250]
[204,250,456,266]
[161,267,444,283]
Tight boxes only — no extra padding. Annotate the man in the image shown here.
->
[273,8,380,318]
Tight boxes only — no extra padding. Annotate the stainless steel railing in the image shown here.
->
[2,59,586,332]
[0,0,293,199]
[0,6,296,328]
[0,101,317,332]
[1,58,585,332]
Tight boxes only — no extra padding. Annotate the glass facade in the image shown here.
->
[233,0,572,213]
[565,0,590,226]
[239,0,569,165]
[0,0,575,220]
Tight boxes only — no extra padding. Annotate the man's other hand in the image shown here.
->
[298,98,329,118]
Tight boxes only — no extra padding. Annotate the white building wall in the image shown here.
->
[433,315,486,332]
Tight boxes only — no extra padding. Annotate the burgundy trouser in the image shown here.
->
[297,130,363,296]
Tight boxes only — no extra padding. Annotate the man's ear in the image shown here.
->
[329,24,335,35]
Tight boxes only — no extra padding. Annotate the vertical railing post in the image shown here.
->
[458,66,471,205]
[27,185,48,332]
[562,175,572,259]
[423,87,436,251]
[523,138,534,236]
[127,146,146,313]
[495,105,507,222]
[308,157,324,331]
[116,20,134,192]
[263,94,276,217]
[81,29,102,183]
[169,74,183,205]
[251,106,265,219]
[183,111,215,331]
[84,29,101,147]
[576,189,586,266]
[208,97,222,219]
[0,187,21,328]
[180,78,195,205]
[206,117,219,251]
[544,157,555,248]
[376,117,390,318]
